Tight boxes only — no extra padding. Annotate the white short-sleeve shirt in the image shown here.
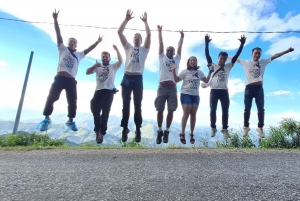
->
[178,69,205,96]
[237,58,271,85]
[93,63,119,90]
[159,54,180,83]
[124,43,149,74]
[57,44,85,78]
[210,62,233,90]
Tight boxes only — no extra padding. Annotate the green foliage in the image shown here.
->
[119,138,147,148]
[215,129,256,148]
[0,132,65,147]
[241,136,256,148]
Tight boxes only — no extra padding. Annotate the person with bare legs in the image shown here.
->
[155,25,184,144]
[117,10,151,143]
[86,45,122,144]
[172,57,212,144]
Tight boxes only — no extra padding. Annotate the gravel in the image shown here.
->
[0,148,300,201]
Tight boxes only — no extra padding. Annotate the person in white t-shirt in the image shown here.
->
[118,9,151,143]
[36,9,102,132]
[231,46,294,138]
[155,25,184,144]
[86,45,123,144]
[171,57,212,144]
[204,34,246,139]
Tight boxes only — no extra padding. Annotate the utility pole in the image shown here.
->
[12,51,34,134]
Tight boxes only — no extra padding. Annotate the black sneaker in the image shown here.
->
[163,130,169,143]
[156,130,163,144]
[122,128,130,142]
[135,130,141,143]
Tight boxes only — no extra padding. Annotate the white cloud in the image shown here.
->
[267,90,291,96]
[0,59,8,67]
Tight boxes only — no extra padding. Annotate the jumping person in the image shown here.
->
[229,46,294,138]
[172,57,212,144]
[36,9,102,132]
[155,25,184,144]
[117,9,151,143]
[204,34,246,138]
[86,45,122,144]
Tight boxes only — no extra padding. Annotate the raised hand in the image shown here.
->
[179,29,184,37]
[157,25,162,32]
[95,60,102,67]
[125,9,134,21]
[52,9,59,20]
[97,35,103,43]
[239,34,247,44]
[140,12,147,22]
[113,44,118,51]
[288,47,294,52]
[205,34,212,44]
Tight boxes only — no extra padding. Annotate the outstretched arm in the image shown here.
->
[205,34,213,65]
[86,60,102,75]
[140,12,151,49]
[271,47,294,61]
[157,25,163,55]
[177,30,184,57]
[113,44,123,68]
[84,35,103,55]
[118,10,134,47]
[231,35,246,65]
[171,63,181,83]
[53,9,63,46]
[201,70,213,83]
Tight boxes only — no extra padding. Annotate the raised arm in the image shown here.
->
[271,47,294,61]
[227,56,240,63]
[53,9,63,46]
[84,35,103,55]
[171,63,181,83]
[231,35,246,65]
[86,60,101,75]
[177,30,184,57]
[118,10,134,47]
[113,44,123,68]
[201,71,213,83]
[205,34,213,65]
[140,12,151,49]
[157,25,163,55]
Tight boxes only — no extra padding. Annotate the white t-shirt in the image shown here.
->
[159,54,180,83]
[57,44,85,78]
[238,58,271,85]
[210,62,233,90]
[178,69,205,96]
[93,63,119,91]
[124,43,149,74]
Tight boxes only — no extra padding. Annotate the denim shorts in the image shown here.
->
[180,93,200,105]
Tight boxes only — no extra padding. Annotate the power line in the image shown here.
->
[1,17,300,34]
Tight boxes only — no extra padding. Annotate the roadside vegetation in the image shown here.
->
[1,118,300,150]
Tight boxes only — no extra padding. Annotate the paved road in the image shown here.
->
[0,149,300,201]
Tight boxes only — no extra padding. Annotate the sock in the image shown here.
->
[158,127,162,131]
[69,118,73,122]
[166,128,169,131]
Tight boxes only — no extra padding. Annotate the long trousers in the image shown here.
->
[210,89,230,129]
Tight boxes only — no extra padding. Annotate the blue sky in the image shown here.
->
[0,0,300,130]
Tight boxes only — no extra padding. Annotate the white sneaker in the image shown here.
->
[221,129,231,138]
[243,127,251,137]
[256,128,265,138]
[211,128,217,137]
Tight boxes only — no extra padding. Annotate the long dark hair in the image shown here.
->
[187,56,200,70]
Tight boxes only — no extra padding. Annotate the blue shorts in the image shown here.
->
[180,93,200,105]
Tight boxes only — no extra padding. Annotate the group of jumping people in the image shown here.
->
[36,9,294,144]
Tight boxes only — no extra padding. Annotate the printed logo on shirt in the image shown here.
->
[63,54,75,68]
[249,69,261,78]
[131,48,140,63]
[216,69,226,83]
[165,59,175,72]
[98,66,109,82]
[188,71,200,89]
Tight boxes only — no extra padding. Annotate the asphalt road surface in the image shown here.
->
[1,149,300,201]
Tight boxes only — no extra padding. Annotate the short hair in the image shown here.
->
[134,33,142,41]
[187,56,200,70]
[101,51,110,57]
[252,47,262,53]
[166,46,175,52]
[68,37,77,43]
[218,51,228,57]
